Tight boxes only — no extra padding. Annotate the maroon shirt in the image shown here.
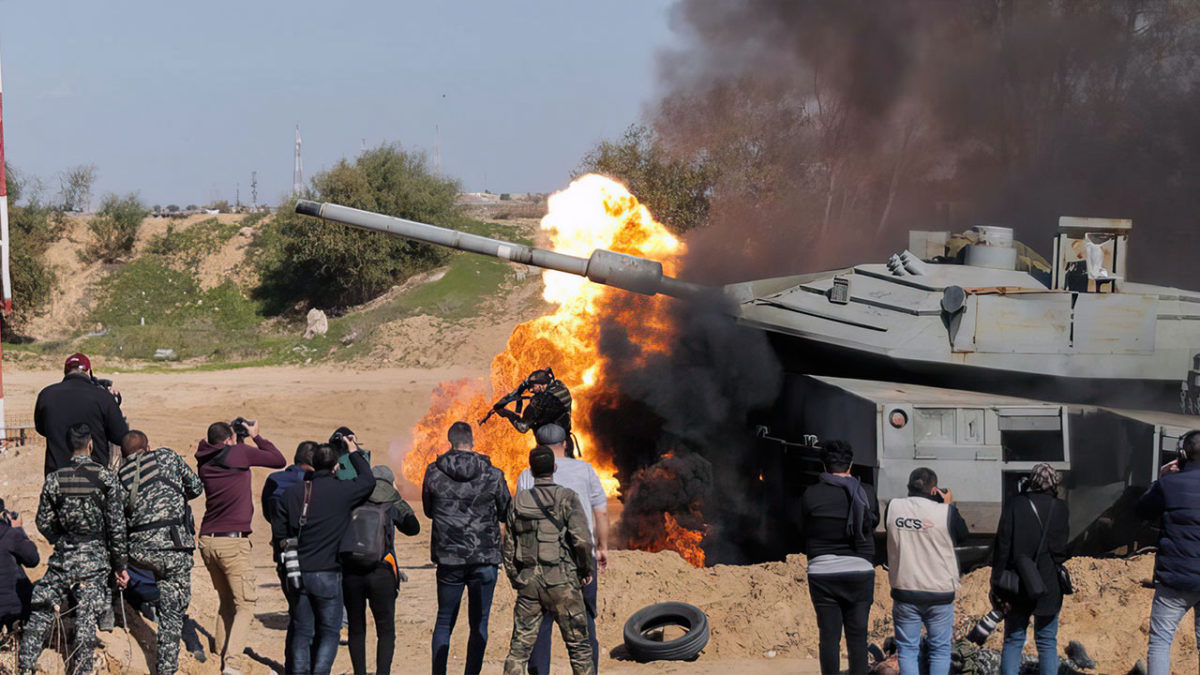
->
[196,435,285,535]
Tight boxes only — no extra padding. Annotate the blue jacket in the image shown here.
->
[1137,462,1200,592]
[262,465,308,531]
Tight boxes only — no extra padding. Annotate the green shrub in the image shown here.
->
[146,217,240,266]
[84,193,149,262]
[254,144,458,314]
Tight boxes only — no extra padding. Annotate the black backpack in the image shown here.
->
[340,502,391,570]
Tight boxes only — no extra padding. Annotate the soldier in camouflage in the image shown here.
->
[117,430,204,675]
[19,423,127,675]
[502,445,595,675]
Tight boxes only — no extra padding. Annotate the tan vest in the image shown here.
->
[886,496,960,596]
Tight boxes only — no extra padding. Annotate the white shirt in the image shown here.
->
[516,457,607,544]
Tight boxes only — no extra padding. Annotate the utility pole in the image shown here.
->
[292,123,303,197]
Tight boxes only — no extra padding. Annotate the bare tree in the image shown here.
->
[58,163,98,212]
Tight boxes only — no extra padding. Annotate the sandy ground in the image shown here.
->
[0,365,825,674]
[0,366,1190,674]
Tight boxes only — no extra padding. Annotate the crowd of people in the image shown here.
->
[800,437,1200,675]
[2,354,1200,674]
[0,355,607,675]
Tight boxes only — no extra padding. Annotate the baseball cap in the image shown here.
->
[64,353,91,374]
[534,424,567,445]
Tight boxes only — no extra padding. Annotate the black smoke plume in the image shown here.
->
[655,0,1200,286]
[590,291,782,564]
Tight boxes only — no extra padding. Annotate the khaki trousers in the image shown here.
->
[199,536,257,670]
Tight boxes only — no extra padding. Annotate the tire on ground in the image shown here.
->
[622,601,709,662]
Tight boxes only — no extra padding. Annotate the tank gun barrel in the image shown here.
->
[295,200,709,299]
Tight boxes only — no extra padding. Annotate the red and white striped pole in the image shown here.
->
[0,42,12,444]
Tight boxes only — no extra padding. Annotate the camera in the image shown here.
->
[0,510,15,526]
[330,431,348,454]
[90,374,122,406]
[967,608,1005,645]
[282,538,302,590]
[231,417,254,440]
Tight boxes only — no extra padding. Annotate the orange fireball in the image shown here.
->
[402,174,708,565]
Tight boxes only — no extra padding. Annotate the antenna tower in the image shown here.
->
[251,171,258,207]
[292,123,303,196]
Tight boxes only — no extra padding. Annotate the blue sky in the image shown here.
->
[0,1,675,207]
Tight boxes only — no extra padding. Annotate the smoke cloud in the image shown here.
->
[654,0,1200,286]
[590,291,782,564]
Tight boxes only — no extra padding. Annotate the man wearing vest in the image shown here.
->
[885,467,969,675]
[196,419,285,674]
[117,430,205,675]
[515,423,608,673]
[18,424,128,675]
[502,445,595,675]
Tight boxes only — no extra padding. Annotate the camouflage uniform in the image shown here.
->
[19,454,127,675]
[119,447,204,675]
[502,479,595,675]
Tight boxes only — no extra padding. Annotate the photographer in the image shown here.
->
[990,463,1070,675]
[34,352,128,474]
[799,441,879,675]
[0,501,38,632]
[195,418,284,674]
[1137,430,1200,675]
[330,426,371,480]
[885,467,969,675]
[272,443,374,675]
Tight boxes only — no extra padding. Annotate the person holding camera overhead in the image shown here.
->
[884,467,969,675]
[34,353,128,474]
[1137,430,1200,675]
[195,417,284,675]
[988,463,1070,675]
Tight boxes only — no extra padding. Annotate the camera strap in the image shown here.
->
[1027,497,1054,558]
[298,481,313,534]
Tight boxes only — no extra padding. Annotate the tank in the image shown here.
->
[297,200,1200,554]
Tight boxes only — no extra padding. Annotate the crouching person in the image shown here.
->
[117,430,204,675]
[503,445,595,675]
[19,424,127,675]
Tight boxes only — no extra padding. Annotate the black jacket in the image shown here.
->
[272,452,374,573]
[799,479,880,562]
[991,491,1070,616]
[35,372,128,474]
[422,449,511,566]
[0,520,39,625]
[1137,461,1200,592]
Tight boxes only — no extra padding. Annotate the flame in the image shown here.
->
[661,513,707,567]
[403,174,685,498]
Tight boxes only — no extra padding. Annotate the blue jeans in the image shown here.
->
[1147,585,1200,675]
[433,564,498,675]
[290,571,343,675]
[893,601,954,675]
[527,562,599,674]
[1001,612,1058,675]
